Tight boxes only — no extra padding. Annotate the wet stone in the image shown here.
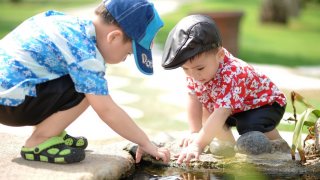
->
[304,139,320,158]
[270,138,291,153]
[121,132,320,178]
[235,131,272,155]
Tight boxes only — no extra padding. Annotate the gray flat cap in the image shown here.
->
[161,14,222,69]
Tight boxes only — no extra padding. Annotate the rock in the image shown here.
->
[120,132,320,178]
[151,132,175,147]
[0,133,135,180]
[209,139,235,158]
[304,139,320,159]
[235,131,272,155]
[270,138,291,153]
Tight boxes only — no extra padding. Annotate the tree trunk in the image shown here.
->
[260,0,289,24]
[286,0,302,17]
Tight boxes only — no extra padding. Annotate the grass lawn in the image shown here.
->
[156,0,320,67]
[0,0,97,38]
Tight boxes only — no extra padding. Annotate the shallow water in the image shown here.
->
[123,163,320,180]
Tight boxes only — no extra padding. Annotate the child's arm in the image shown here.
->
[85,94,170,163]
[187,93,203,133]
[195,107,232,149]
[180,93,203,147]
[177,107,231,164]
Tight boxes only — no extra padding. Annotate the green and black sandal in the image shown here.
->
[60,131,88,150]
[21,136,85,164]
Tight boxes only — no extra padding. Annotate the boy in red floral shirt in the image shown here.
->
[161,15,287,164]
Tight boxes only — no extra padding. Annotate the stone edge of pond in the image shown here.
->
[122,141,320,177]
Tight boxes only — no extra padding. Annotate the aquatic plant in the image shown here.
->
[289,91,320,163]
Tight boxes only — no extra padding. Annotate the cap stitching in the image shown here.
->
[115,2,146,22]
[136,10,154,41]
[115,2,154,41]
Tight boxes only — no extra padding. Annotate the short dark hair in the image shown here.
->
[95,3,131,42]
[188,48,218,63]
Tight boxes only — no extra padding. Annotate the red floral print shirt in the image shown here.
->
[187,49,286,114]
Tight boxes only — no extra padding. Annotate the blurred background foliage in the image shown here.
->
[0,0,97,38]
[156,0,320,67]
[1,0,319,67]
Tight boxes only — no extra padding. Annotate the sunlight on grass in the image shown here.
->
[0,0,97,38]
[157,0,320,67]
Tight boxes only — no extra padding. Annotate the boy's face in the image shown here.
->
[181,49,223,84]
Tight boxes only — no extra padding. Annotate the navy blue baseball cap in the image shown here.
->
[104,0,164,75]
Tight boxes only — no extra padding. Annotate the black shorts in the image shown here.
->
[225,103,286,135]
[0,75,85,126]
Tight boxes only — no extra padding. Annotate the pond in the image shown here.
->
[122,162,320,180]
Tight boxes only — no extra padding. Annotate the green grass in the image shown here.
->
[0,0,98,38]
[2,0,319,66]
[156,0,320,67]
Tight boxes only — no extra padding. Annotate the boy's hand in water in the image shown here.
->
[135,142,170,163]
[179,132,198,147]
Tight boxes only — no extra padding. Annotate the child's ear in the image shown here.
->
[216,47,225,61]
[106,30,123,43]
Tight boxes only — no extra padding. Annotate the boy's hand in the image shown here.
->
[180,132,198,147]
[135,143,170,163]
[174,143,202,165]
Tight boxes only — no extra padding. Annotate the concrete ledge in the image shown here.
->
[0,133,134,180]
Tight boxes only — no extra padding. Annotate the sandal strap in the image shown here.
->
[21,136,65,154]
[61,131,88,149]
[21,136,85,164]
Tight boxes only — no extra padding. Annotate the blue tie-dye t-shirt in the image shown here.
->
[0,10,108,106]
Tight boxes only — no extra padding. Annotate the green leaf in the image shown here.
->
[291,108,320,159]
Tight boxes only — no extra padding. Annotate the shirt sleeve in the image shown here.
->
[186,77,196,95]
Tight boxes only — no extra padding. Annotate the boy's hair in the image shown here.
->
[188,48,217,63]
[161,14,222,70]
[95,3,130,42]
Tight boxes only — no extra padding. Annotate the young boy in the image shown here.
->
[0,0,170,164]
[161,15,287,164]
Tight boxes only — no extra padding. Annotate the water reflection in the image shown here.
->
[123,163,264,180]
[123,163,320,180]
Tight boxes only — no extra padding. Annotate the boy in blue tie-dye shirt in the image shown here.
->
[0,0,170,164]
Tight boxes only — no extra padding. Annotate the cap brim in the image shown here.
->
[132,40,153,75]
